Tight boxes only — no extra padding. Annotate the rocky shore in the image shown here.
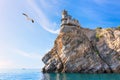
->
[42,10,120,73]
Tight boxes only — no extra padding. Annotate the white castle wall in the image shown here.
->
[61,10,80,27]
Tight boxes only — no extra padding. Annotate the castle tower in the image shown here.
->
[61,10,80,27]
[61,10,68,26]
[62,10,68,19]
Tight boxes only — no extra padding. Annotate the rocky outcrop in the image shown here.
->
[42,10,120,73]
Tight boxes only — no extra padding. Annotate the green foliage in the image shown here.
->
[96,27,102,29]
[95,34,99,41]
[117,26,120,30]
[96,34,99,39]
[95,50,99,55]
[106,28,112,31]
[118,57,120,60]
[118,26,120,28]
[95,33,103,41]
[77,40,82,44]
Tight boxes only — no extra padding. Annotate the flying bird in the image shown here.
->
[22,13,34,23]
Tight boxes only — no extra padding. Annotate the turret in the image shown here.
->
[62,10,68,19]
[61,10,80,27]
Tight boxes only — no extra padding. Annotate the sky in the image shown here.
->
[0,0,120,69]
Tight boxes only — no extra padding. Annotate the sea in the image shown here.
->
[0,69,120,80]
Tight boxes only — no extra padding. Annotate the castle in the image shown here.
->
[61,10,80,27]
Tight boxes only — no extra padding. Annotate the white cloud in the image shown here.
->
[13,49,43,59]
[27,0,60,34]
[0,43,44,69]
[13,49,45,68]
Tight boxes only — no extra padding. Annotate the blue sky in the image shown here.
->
[0,0,120,69]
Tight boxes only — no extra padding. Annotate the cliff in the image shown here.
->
[42,10,120,73]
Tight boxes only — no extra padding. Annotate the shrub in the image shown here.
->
[96,27,102,29]
[117,26,120,30]
[95,34,99,41]
[95,50,99,55]
[95,33,103,41]
[96,34,99,39]
[106,28,112,31]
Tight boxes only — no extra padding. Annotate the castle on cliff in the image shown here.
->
[61,10,80,27]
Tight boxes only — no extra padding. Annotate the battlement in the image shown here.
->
[61,10,80,27]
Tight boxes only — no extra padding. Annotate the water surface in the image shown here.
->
[0,69,120,80]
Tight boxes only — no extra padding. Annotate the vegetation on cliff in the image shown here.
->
[42,10,120,73]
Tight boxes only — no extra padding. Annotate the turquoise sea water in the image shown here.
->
[0,69,120,80]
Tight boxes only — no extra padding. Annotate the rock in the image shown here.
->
[42,10,120,73]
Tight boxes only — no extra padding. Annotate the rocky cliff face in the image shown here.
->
[42,10,120,73]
